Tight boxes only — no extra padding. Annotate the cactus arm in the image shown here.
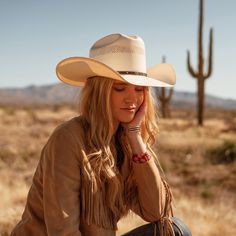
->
[198,0,204,75]
[159,88,166,102]
[187,50,198,78]
[158,88,173,102]
[204,28,213,79]
[168,88,174,99]
[186,0,213,126]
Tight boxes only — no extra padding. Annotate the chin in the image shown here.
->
[113,114,135,124]
[119,117,134,123]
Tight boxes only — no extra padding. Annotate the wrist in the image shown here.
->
[125,125,141,138]
[126,131,142,143]
[127,125,141,133]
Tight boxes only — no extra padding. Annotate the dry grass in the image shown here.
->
[0,106,235,236]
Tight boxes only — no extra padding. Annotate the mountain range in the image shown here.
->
[0,83,236,109]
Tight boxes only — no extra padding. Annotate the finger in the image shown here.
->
[139,88,148,112]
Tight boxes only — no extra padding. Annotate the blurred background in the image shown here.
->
[0,0,235,235]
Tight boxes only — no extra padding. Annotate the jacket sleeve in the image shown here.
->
[42,127,82,236]
[130,156,172,222]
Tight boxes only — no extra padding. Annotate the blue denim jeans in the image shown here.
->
[121,217,192,236]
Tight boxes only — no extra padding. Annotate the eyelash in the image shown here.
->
[113,87,124,92]
[135,88,144,92]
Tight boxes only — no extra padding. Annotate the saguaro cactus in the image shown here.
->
[187,0,213,125]
[158,56,174,118]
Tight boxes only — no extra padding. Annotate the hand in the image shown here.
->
[122,88,148,131]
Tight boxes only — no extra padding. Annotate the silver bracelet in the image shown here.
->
[128,125,141,133]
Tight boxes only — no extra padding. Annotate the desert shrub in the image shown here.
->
[200,188,214,200]
[206,140,236,164]
[2,106,16,116]
[223,113,236,133]
[20,149,39,162]
[200,183,215,200]
[24,107,38,122]
[0,149,15,164]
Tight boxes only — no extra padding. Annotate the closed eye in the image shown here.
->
[135,86,144,92]
[113,87,125,92]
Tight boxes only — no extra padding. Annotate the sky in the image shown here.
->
[0,0,236,99]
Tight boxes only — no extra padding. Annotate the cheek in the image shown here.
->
[137,94,144,107]
[110,93,121,113]
[110,94,117,108]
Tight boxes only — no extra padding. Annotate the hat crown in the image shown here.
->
[89,33,147,73]
[56,32,176,87]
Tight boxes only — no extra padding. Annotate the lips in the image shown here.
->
[121,107,136,112]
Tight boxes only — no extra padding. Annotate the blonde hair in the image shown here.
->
[78,76,159,218]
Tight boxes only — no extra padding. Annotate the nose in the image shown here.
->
[124,90,138,103]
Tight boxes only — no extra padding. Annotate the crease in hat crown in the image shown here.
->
[89,33,147,73]
[56,32,176,87]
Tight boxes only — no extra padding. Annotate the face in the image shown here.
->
[110,81,145,127]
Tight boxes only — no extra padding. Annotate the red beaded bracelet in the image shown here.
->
[132,152,151,164]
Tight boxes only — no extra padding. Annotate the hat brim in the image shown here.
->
[56,57,176,87]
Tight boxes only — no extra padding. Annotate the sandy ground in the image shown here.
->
[0,106,235,236]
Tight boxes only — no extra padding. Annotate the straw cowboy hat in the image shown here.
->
[56,33,176,87]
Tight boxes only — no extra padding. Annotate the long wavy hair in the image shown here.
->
[78,76,159,217]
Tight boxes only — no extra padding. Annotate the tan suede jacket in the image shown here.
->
[11,116,173,236]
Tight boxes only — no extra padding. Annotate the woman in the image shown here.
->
[11,33,191,236]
